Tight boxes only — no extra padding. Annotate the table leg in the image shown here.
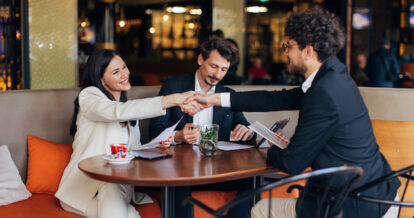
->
[161,186,193,218]
[251,175,263,205]
[161,186,174,218]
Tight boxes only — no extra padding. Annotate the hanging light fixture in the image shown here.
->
[117,7,126,28]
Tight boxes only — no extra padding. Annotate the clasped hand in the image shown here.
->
[179,93,210,116]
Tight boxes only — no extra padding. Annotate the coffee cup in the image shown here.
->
[110,144,127,159]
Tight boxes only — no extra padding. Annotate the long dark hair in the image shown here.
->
[70,49,135,136]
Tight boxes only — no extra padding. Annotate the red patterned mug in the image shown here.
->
[110,144,127,159]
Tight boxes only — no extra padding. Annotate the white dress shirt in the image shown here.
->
[193,72,216,126]
[301,69,318,93]
[172,72,216,144]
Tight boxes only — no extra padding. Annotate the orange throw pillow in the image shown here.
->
[25,134,72,195]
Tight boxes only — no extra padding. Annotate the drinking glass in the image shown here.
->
[199,124,219,156]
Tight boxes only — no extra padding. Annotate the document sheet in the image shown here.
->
[218,141,254,150]
[248,121,289,149]
[135,116,183,149]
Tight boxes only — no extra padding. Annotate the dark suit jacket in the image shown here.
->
[230,57,400,218]
[149,73,254,143]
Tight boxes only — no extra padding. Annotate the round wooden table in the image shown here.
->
[79,145,277,218]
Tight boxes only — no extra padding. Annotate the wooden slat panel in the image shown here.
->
[372,120,414,218]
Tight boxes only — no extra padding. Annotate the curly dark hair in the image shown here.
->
[285,6,345,62]
[199,38,238,65]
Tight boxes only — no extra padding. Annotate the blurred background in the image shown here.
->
[1,0,414,90]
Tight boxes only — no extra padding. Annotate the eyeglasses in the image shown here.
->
[281,42,297,52]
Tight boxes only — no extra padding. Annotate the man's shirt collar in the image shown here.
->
[301,69,319,93]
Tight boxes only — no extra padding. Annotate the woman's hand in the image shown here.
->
[157,134,173,148]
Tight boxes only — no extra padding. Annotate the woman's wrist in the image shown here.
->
[161,94,175,109]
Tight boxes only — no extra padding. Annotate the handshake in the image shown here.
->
[175,91,220,116]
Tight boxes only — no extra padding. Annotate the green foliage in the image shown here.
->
[200,127,217,141]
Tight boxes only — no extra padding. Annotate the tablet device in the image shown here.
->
[133,150,173,160]
[255,118,290,148]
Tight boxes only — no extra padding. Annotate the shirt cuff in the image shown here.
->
[246,132,255,141]
[220,93,231,108]
[171,131,182,145]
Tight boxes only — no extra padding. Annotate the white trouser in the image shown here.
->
[60,183,140,218]
[251,194,399,218]
[382,194,399,218]
[251,198,297,218]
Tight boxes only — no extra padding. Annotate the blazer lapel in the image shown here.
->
[183,74,196,123]
[213,84,224,126]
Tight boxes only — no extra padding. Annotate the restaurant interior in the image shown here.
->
[0,0,413,218]
[1,0,414,90]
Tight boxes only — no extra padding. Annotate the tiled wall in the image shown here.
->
[29,0,77,89]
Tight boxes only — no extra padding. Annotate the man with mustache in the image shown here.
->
[149,38,255,218]
[150,38,255,147]
[185,7,400,218]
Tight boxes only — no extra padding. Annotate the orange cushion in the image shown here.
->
[133,200,161,218]
[25,134,72,194]
[0,194,83,218]
[261,179,307,199]
[133,189,238,218]
[261,169,310,199]
[192,191,237,218]
[0,193,161,218]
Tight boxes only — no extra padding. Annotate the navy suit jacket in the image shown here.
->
[149,73,254,143]
[230,57,400,218]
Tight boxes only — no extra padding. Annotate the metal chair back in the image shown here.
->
[350,165,414,218]
[183,165,364,218]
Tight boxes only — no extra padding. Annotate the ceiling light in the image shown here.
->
[167,7,186,14]
[245,6,268,13]
[189,8,202,15]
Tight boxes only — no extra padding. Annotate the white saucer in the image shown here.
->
[103,153,134,165]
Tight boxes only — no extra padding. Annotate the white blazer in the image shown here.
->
[55,87,166,212]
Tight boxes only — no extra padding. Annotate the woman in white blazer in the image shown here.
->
[55,50,200,218]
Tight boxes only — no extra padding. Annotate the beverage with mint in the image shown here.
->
[199,124,219,156]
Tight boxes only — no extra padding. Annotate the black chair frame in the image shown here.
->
[350,165,414,218]
[182,166,364,218]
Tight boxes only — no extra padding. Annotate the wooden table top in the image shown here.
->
[78,145,277,186]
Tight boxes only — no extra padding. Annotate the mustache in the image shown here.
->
[208,76,219,81]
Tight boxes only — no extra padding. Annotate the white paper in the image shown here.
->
[137,116,183,149]
[248,121,288,149]
[218,141,253,151]
[133,192,154,205]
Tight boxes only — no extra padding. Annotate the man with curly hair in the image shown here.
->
[184,6,400,218]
